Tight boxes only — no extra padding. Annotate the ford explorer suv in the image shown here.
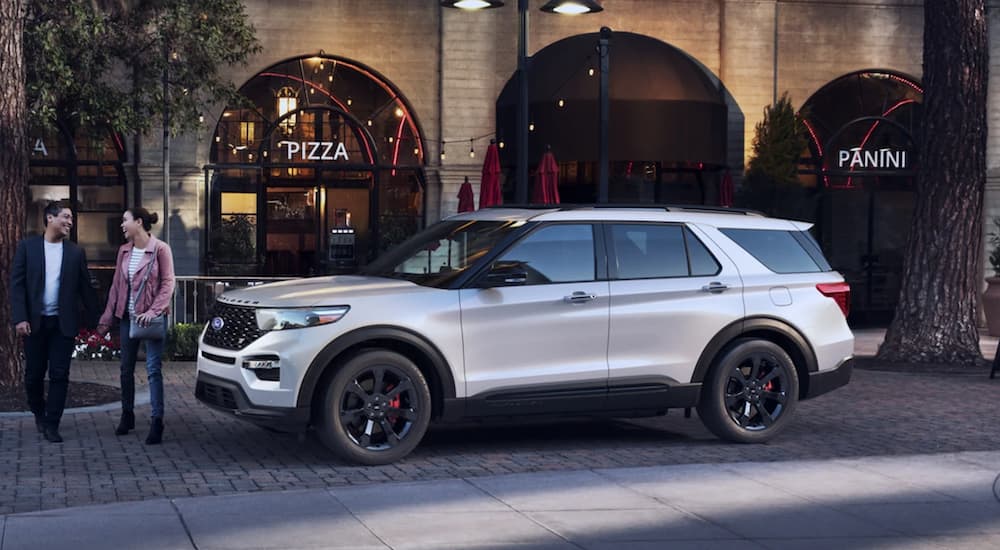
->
[196,206,854,464]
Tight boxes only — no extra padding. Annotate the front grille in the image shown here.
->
[195,380,238,410]
[202,302,263,351]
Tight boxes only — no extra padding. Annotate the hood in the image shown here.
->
[216,275,421,308]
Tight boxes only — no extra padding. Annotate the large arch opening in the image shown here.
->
[205,54,427,276]
[797,70,923,324]
[496,31,732,204]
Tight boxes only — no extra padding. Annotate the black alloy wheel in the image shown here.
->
[697,338,799,443]
[318,350,431,465]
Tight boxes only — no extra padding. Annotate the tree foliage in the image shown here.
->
[737,93,811,219]
[25,0,260,135]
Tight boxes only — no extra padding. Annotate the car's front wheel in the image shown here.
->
[697,338,799,443]
[317,350,432,465]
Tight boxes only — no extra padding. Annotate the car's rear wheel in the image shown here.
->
[697,338,799,443]
[317,350,431,465]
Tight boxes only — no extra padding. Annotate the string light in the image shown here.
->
[588,68,595,76]
[529,122,535,131]
[557,99,565,108]
[440,141,446,161]
[469,139,475,158]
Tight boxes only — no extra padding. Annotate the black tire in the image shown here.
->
[696,338,799,444]
[317,350,432,465]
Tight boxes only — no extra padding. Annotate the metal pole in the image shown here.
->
[516,0,530,204]
[598,27,611,203]
[162,48,171,243]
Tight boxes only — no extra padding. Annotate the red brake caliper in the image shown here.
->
[385,384,400,423]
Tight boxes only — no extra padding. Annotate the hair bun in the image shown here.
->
[150,212,159,224]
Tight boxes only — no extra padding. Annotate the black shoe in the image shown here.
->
[145,417,163,445]
[34,416,45,434]
[115,411,135,435]
[43,426,63,443]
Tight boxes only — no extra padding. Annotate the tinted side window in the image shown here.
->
[685,228,721,276]
[720,228,828,273]
[497,224,595,284]
[611,224,688,279]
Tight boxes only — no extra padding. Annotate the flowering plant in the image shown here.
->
[73,329,121,361]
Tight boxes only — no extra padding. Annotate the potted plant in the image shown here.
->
[984,217,1000,335]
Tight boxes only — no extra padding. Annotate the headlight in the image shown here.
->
[255,306,350,331]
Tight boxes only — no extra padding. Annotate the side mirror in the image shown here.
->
[482,262,528,286]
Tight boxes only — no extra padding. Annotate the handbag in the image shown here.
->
[128,244,166,340]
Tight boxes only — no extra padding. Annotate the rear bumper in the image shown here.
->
[804,357,853,399]
[195,371,310,433]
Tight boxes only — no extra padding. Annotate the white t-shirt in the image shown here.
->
[42,240,63,316]
[128,247,146,314]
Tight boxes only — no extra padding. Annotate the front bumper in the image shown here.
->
[804,357,854,399]
[195,371,310,433]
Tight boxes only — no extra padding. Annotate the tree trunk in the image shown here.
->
[0,0,29,387]
[877,0,988,365]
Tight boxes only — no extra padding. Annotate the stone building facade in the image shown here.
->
[28,0,1000,323]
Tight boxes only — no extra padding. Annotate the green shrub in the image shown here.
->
[167,322,205,361]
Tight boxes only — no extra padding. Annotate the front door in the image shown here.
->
[459,224,610,404]
[264,186,319,275]
[822,177,914,324]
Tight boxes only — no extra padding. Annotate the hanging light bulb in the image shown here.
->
[469,139,475,158]
[498,140,505,149]
[440,142,446,161]
[414,147,420,155]
[588,68,596,76]
[347,97,353,106]
[529,122,535,132]
[388,136,395,143]
[367,119,372,127]
[557,99,565,108]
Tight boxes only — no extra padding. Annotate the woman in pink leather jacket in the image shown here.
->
[97,207,175,444]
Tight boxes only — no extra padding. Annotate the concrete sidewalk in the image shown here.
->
[2,451,998,550]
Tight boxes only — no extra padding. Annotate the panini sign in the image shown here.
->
[837,147,908,170]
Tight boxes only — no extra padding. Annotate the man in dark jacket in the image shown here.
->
[10,201,99,442]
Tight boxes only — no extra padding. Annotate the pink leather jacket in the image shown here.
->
[99,235,175,326]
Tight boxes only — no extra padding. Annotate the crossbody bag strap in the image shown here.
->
[132,243,159,307]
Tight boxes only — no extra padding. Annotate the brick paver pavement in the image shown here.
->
[1,361,998,514]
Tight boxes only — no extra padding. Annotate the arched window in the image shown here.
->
[206,54,427,276]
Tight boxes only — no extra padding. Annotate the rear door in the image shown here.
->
[606,222,744,387]
[459,223,610,403]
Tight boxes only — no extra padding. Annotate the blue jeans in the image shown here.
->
[119,313,165,419]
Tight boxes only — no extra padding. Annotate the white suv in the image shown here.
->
[196,206,854,464]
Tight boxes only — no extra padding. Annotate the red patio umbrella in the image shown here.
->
[479,140,503,209]
[719,170,734,207]
[457,176,475,213]
[532,148,560,205]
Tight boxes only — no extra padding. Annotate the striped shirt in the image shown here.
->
[128,247,146,314]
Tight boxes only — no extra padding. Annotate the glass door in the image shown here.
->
[264,186,319,275]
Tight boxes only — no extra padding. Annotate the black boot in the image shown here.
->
[115,410,135,435]
[43,425,63,443]
[34,415,46,434]
[145,417,163,445]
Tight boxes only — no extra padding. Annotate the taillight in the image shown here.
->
[816,282,850,317]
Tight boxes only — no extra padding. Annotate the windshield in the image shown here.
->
[363,220,524,287]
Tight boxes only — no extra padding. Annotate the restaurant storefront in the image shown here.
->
[495,31,733,206]
[26,122,128,294]
[204,54,427,276]
[795,70,923,324]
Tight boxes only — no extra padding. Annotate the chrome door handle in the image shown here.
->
[701,282,729,293]
[564,291,597,303]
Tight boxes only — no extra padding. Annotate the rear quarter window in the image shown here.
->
[720,228,832,273]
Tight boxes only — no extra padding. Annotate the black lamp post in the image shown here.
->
[441,0,602,204]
